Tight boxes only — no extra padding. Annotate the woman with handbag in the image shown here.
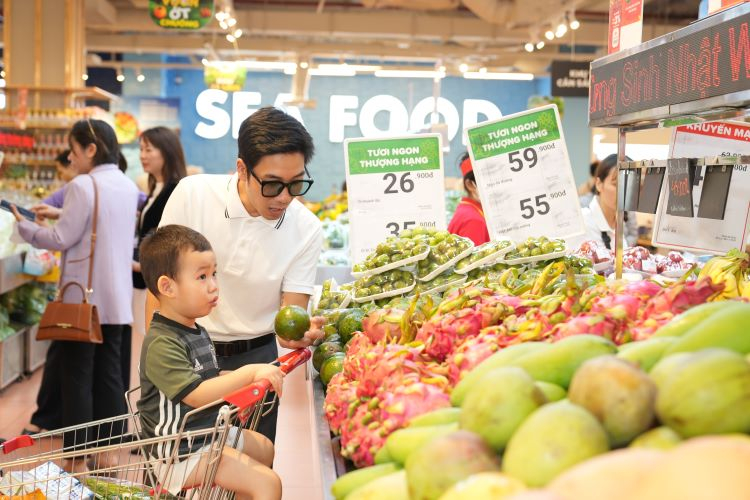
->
[10,119,139,469]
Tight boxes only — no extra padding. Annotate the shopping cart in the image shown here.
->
[0,348,311,499]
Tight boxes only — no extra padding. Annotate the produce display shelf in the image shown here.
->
[312,377,349,499]
[0,323,27,390]
[0,253,32,296]
[24,323,48,374]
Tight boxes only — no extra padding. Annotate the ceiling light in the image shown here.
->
[219,20,228,29]
[309,67,357,76]
[459,63,469,73]
[536,41,545,50]
[0,70,5,78]
[524,42,534,52]
[233,29,242,38]
[570,18,580,30]
[375,69,445,79]
[545,30,555,40]
[463,71,534,81]
[300,61,309,69]
[136,73,145,83]
[81,73,89,81]
[226,34,236,43]
[227,17,237,27]
[319,63,381,72]
[556,23,568,37]
[116,67,125,82]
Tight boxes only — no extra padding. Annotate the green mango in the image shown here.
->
[347,470,409,500]
[629,426,683,450]
[513,335,618,389]
[450,342,552,406]
[331,463,401,500]
[408,407,462,427]
[652,301,745,338]
[374,445,393,465]
[535,381,567,402]
[664,303,750,356]
[385,423,459,465]
[617,337,676,372]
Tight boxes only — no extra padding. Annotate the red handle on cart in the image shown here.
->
[277,347,312,374]
[1,435,34,454]
[223,348,311,410]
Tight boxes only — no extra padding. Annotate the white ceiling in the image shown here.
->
[85,0,700,75]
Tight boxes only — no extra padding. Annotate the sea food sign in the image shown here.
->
[589,6,750,125]
[149,0,213,29]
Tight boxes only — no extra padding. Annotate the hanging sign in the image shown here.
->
[551,61,591,97]
[652,121,750,254]
[204,63,247,92]
[665,158,695,217]
[465,105,585,242]
[149,0,214,30]
[708,0,748,15]
[344,134,446,263]
[608,0,644,54]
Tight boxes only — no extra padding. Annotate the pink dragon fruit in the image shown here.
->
[416,307,486,361]
[339,400,387,467]
[361,308,406,343]
[324,372,360,435]
[342,333,377,381]
[445,330,503,385]
[550,313,627,344]
[377,375,451,432]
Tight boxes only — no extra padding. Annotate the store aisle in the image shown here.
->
[0,337,323,500]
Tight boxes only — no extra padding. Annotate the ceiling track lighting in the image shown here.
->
[116,67,125,82]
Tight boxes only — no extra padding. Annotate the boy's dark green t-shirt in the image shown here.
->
[137,313,221,457]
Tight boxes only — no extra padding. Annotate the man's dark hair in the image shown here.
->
[237,107,314,170]
[69,119,120,166]
[56,150,71,167]
[139,225,213,297]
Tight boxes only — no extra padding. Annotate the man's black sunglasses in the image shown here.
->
[249,167,314,198]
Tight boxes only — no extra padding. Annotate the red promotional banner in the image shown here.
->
[608,0,644,54]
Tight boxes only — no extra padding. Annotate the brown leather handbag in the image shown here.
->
[37,175,103,344]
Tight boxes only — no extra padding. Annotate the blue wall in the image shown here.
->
[121,67,591,201]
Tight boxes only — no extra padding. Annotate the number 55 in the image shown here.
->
[519,194,550,219]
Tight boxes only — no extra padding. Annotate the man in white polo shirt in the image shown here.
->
[151,107,324,443]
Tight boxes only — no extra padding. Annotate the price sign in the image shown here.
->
[345,134,446,263]
[665,158,695,218]
[465,105,585,242]
[653,121,750,254]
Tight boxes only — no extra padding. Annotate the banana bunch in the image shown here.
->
[697,249,750,300]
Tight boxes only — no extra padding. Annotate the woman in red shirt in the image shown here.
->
[448,153,490,245]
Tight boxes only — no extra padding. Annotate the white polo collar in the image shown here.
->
[224,173,286,229]
[589,196,614,233]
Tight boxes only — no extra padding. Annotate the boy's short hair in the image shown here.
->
[139,225,213,297]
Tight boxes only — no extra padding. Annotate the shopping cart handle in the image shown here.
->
[224,380,272,410]
[277,348,312,374]
[1,435,34,454]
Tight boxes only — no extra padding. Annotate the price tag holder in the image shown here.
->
[666,158,695,218]
[622,167,641,212]
[344,134,446,263]
[465,104,585,242]
[697,163,734,220]
[637,166,665,214]
[653,121,750,254]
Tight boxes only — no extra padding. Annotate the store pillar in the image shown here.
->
[3,0,86,108]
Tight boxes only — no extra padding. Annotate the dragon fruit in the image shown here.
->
[550,313,626,344]
[416,307,486,361]
[356,343,427,398]
[324,372,360,434]
[446,330,504,385]
[339,376,451,467]
[361,308,405,343]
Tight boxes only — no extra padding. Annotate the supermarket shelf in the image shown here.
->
[0,253,31,296]
[0,120,75,130]
[313,377,346,499]
[0,324,26,390]
[3,85,118,102]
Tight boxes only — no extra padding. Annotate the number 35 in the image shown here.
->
[520,195,550,219]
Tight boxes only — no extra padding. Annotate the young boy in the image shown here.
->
[137,225,282,500]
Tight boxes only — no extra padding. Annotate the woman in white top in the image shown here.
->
[572,154,638,250]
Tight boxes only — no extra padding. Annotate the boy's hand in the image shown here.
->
[276,316,325,349]
[253,365,284,396]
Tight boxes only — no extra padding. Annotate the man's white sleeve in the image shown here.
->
[158,180,188,227]
[282,225,323,295]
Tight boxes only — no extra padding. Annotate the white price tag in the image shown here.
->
[344,134,446,263]
[465,105,585,242]
[653,121,750,254]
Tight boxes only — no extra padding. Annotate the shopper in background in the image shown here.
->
[448,153,490,246]
[10,119,138,463]
[578,160,600,207]
[149,107,324,444]
[129,126,187,388]
[570,154,638,250]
